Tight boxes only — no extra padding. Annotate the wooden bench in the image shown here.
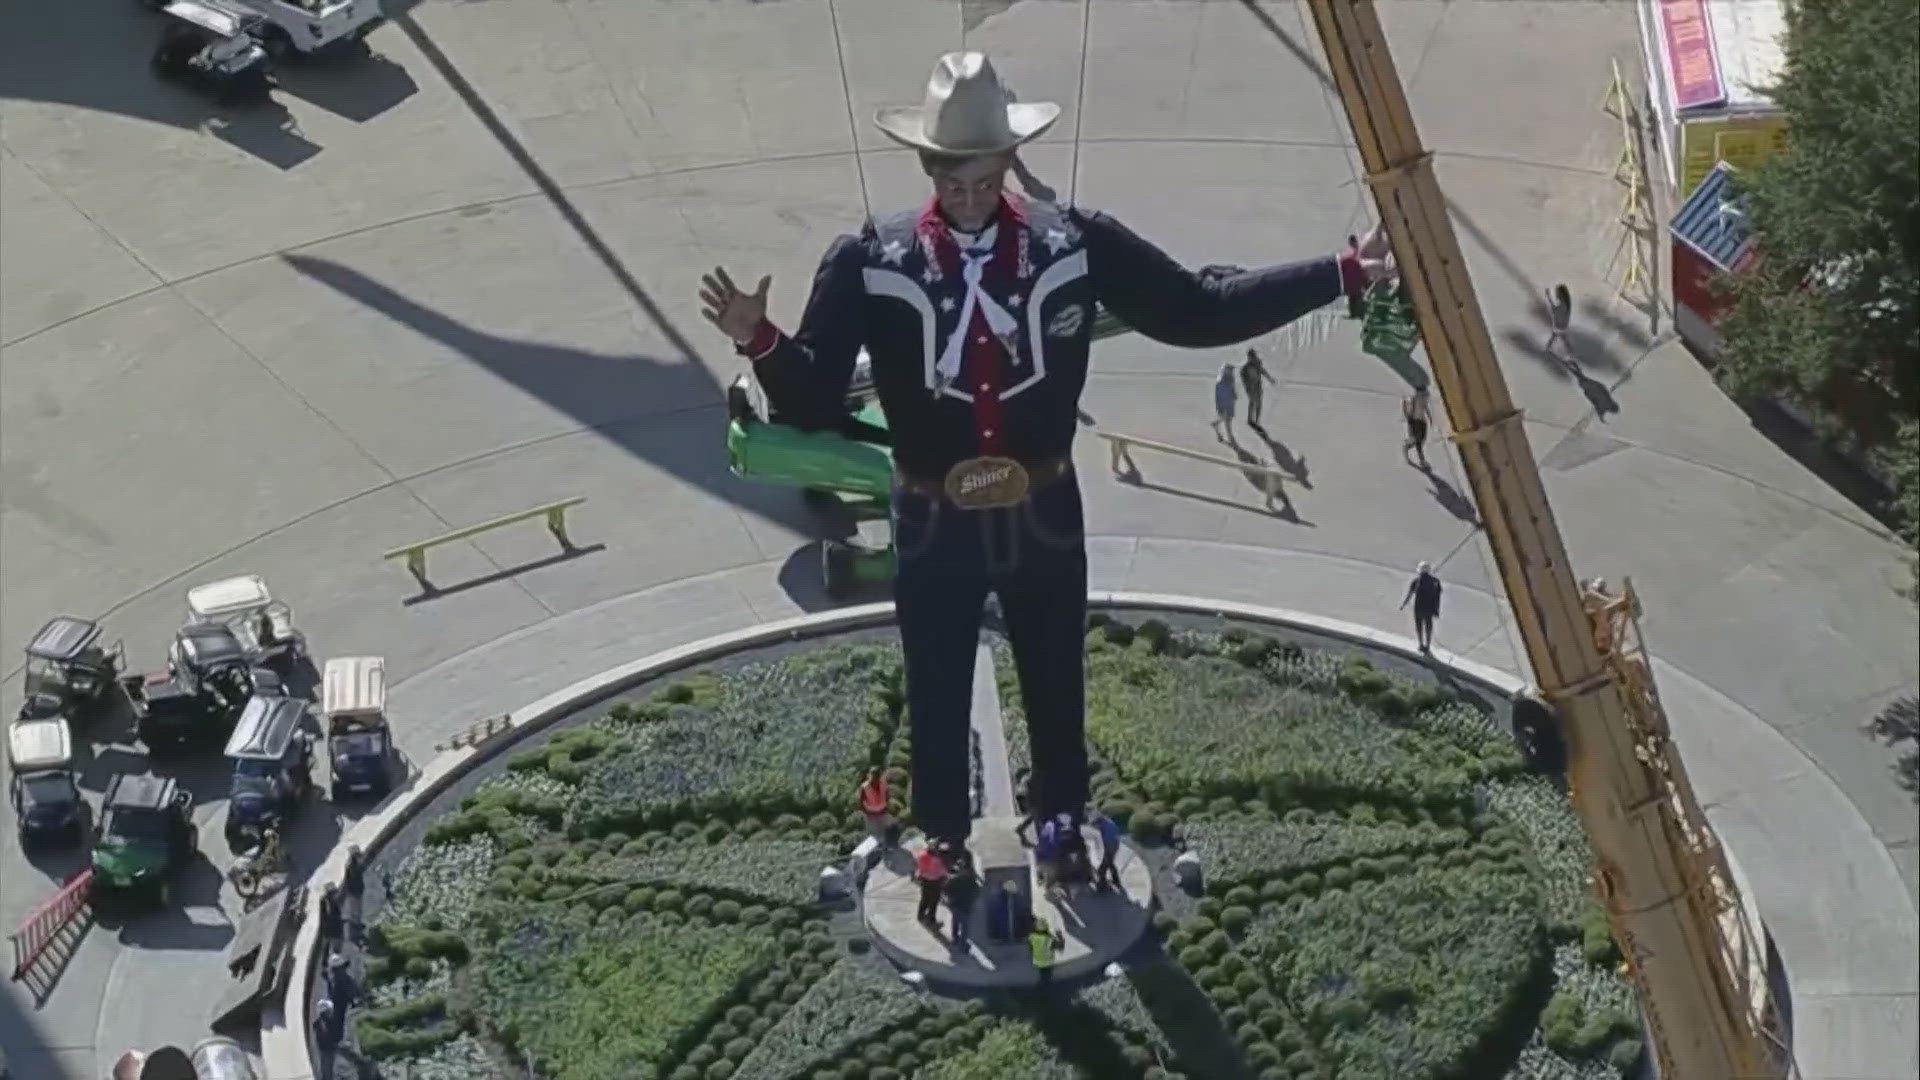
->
[383,496,586,592]
[1094,430,1292,509]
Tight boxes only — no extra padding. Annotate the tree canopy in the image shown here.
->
[1715,0,1918,550]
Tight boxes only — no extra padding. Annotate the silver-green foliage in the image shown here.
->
[381,837,497,933]
[733,957,927,1080]
[587,839,840,906]
[569,646,898,826]
[379,1032,497,1080]
[1076,974,1172,1055]
[1488,777,1595,925]
[1181,814,1468,888]
[1247,865,1547,1077]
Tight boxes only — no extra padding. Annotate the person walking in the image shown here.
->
[316,884,344,952]
[1092,809,1124,892]
[1029,920,1063,989]
[311,999,342,1075]
[1012,767,1036,846]
[1545,284,1573,358]
[1401,561,1443,652]
[914,841,951,927]
[1212,363,1239,442]
[341,846,367,944]
[1402,385,1433,469]
[857,766,892,845]
[1240,349,1277,429]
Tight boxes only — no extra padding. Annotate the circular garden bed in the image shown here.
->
[334,612,1645,1080]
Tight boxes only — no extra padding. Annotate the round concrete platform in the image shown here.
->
[861,816,1154,989]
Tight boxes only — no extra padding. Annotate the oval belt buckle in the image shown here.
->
[944,456,1030,510]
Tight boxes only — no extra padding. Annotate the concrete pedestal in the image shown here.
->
[861,816,1153,989]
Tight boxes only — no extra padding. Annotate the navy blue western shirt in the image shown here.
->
[744,197,1354,480]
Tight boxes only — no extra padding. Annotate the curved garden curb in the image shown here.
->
[261,592,1785,1079]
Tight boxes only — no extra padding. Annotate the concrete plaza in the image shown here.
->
[2,1,1914,1076]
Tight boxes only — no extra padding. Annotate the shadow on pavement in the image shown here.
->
[1250,427,1312,489]
[284,255,835,540]
[399,543,609,607]
[1117,469,1316,528]
[775,543,884,612]
[1417,463,1481,527]
[1500,328,1622,420]
[273,51,418,123]
[0,0,327,169]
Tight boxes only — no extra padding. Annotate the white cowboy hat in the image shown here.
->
[874,52,1060,155]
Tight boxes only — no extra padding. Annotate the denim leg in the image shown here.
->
[999,477,1090,822]
[892,490,989,841]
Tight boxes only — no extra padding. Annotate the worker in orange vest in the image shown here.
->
[858,766,892,846]
[915,840,952,926]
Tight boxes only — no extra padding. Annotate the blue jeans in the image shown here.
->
[892,472,1090,841]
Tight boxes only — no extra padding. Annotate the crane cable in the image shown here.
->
[827,0,874,225]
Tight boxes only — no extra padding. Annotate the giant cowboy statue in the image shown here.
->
[698,53,1394,861]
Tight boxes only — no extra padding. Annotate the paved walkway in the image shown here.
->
[2,1,1914,1077]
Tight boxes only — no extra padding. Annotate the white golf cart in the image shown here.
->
[185,575,307,670]
[9,715,85,843]
[149,0,274,104]
[149,0,385,62]
[323,656,396,801]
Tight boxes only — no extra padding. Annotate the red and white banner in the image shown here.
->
[1659,0,1726,110]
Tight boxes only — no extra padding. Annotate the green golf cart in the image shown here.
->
[92,774,197,906]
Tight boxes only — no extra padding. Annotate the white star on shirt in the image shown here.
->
[881,240,908,266]
[1043,228,1071,254]
[939,296,956,313]
[1007,295,1023,309]
[922,269,939,285]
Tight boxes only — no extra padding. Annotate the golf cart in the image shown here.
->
[184,575,307,675]
[21,616,125,715]
[726,352,897,599]
[126,625,254,751]
[322,656,396,801]
[148,0,384,61]
[150,0,274,104]
[92,774,197,905]
[8,715,85,843]
[222,695,314,851]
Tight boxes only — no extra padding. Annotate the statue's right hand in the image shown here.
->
[699,267,771,347]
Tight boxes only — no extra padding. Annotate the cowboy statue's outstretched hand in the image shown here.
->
[699,267,771,346]
[1351,222,1397,284]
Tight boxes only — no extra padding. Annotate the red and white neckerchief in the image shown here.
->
[919,197,1029,454]
[918,198,1028,396]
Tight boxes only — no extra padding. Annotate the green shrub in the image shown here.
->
[1609,1038,1644,1074]
[1582,907,1623,967]
[1221,906,1254,935]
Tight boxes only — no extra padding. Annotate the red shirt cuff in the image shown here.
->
[1337,250,1368,303]
[739,319,781,361]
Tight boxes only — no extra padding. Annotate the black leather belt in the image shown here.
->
[894,456,1074,502]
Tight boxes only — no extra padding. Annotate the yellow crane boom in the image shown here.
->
[1300,1,1795,1075]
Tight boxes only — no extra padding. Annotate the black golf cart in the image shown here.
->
[21,616,125,716]
[150,0,274,105]
[91,774,197,905]
[9,714,85,844]
[222,695,314,852]
[125,624,253,752]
